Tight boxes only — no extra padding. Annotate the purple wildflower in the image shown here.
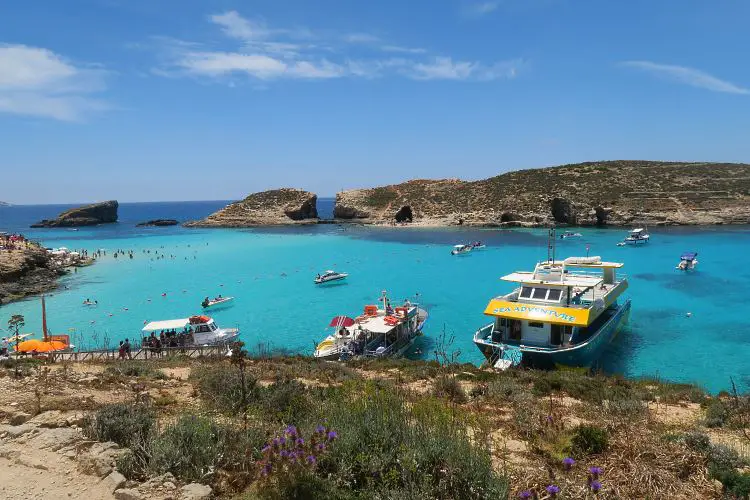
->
[316,425,326,434]
[280,450,289,459]
[591,481,602,493]
[316,443,325,452]
[563,457,575,470]
[271,437,280,449]
[285,425,298,436]
[546,415,554,423]
[279,436,287,446]
[545,485,560,497]
[261,445,270,454]
[589,466,602,478]
[306,455,317,465]
[327,430,338,441]
[519,490,532,499]
[261,463,272,476]
[295,437,305,446]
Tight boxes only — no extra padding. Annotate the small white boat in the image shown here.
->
[676,252,698,271]
[451,244,473,256]
[141,315,239,347]
[621,227,650,245]
[471,241,486,250]
[201,296,234,308]
[560,231,583,239]
[314,270,348,284]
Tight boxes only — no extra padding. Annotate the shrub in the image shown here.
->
[570,425,608,456]
[484,376,525,402]
[713,470,750,499]
[104,361,166,380]
[260,380,310,424]
[682,431,711,454]
[433,376,467,404]
[84,403,155,450]
[704,398,729,428]
[191,363,259,414]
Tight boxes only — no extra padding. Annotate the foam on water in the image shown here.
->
[1,202,749,393]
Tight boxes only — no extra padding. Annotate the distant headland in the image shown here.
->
[187,161,750,228]
[30,200,119,228]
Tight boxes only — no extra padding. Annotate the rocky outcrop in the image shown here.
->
[135,219,179,227]
[0,243,65,304]
[31,200,118,228]
[185,189,318,227]
[332,161,750,227]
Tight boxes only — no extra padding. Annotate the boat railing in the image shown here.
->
[474,324,494,343]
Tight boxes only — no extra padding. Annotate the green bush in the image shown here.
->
[570,424,608,456]
[712,469,750,499]
[84,403,155,450]
[704,398,729,428]
[191,363,259,414]
[104,361,166,380]
[682,431,711,454]
[260,379,310,424]
[433,376,467,404]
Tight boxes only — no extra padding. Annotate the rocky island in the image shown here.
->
[334,161,750,227]
[30,200,119,228]
[136,219,179,227]
[185,189,318,227]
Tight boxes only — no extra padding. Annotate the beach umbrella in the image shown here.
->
[15,339,67,353]
[328,316,355,328]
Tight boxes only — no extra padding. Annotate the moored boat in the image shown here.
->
[201,295,234,308]
[141,315,239,347]
[314,291,428,360]
[473,230,630,369]
[471,241,486,250]
[620,227,649,245]
[314,270,349,284]
[560,231,582,239]
[451,244,472,255]
[676,252,698,271]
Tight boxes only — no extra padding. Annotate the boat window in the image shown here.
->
[528,322,544,328]
[532,288,547,300]
[520,286,532,299]
[547,289,562,301]
[210,323,217,331]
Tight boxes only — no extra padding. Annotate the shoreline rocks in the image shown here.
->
[135,219,179,227]
[185,188,318,227]
[31,200,118,228]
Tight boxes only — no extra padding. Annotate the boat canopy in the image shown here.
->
[501,271,603,288]
[329,316,355,327]
[630,228,645,234]
[142,318,190,332]
[680,252,698,261]
[454,244,466,249]
[484,299,592,326]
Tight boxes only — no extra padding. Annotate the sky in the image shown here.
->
[1,0,750,204]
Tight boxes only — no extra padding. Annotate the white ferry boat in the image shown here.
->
[473,230,630,369]
[620,227,650,245]
[141,315,239,347]
[314,292,428,360]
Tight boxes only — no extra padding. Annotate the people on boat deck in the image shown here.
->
[202,296,209,308]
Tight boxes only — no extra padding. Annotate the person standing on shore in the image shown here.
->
[123,338,132,359]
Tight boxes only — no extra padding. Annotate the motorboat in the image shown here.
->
[471,241,487,250]
[676,252,698,271]
[560,231,583,239]
[473,229,630,369]
[314,291,428,360]
[201,296,234,308]
[141,315,239,347]
[314,270,349,284]
[621,227,650,245]
[451,244,472,256]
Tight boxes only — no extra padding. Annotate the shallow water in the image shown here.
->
[1,202,749,393]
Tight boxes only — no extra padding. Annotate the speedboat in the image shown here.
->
[201,296,234,308]
[314,291,428,360]
[471,242,487,250]
[315,270,349,284]
[451,244,472,256]
[473,229,630,369]
[676,252,698,271]
[560,231,582,239]
[141,315,239,347]
[621,227,650,245]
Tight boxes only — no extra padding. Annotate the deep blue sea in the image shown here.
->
[1,200,749,393]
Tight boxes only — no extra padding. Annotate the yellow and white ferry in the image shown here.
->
[473,232,630,369]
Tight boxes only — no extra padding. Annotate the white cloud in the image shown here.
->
[466,1,501,16]
[155,11,521,85]
[0,44,108,121]
[621,61,749,95]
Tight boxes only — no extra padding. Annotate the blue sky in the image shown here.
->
[2,0,750,204]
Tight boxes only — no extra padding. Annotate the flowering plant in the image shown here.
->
[259,424,337,478]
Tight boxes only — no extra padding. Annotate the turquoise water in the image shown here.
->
[1,203,749,393]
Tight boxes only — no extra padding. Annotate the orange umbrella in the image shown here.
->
[15,339,67,353]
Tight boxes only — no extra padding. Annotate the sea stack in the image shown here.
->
[136,219,179,227]
[185,189,318,227]
[31,200,119,228]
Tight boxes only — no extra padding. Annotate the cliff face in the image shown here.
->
[334,161,750,226]
[31,200,118,228]
[0,244,63,304]
[185,189,318,227]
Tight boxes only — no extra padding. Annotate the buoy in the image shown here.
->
[123,308,128,311]
[162,293,167,297]
[686,312,692,317]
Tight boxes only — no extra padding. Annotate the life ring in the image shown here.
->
[384,316,400,326]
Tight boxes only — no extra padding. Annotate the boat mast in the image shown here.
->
[548,227,556,263]
[42,295,48,342]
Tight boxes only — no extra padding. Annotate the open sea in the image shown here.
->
[1,200,749,393]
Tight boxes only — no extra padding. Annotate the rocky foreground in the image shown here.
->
[334,161,750,226]
[185,189,318,227]
[31,200,119,228]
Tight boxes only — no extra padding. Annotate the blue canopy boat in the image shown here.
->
[677,252,698,271]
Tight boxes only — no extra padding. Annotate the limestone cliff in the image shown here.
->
[334,161,750,226]
[185,189,318,227]
[31,200,118,228]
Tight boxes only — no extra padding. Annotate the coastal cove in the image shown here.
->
[1,201,749,393]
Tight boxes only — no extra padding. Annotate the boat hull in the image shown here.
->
[474,300,631,369]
